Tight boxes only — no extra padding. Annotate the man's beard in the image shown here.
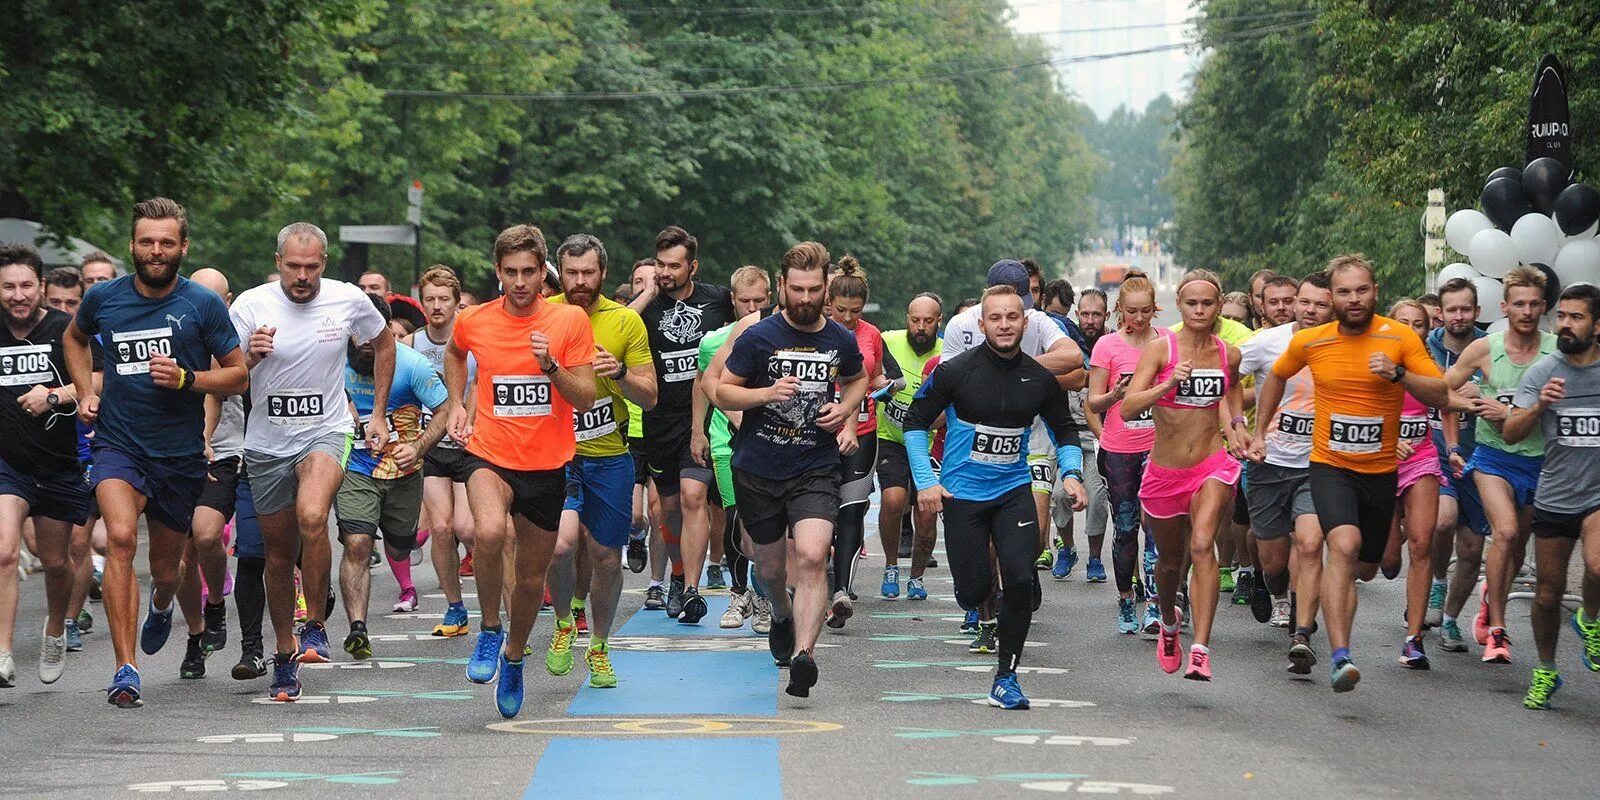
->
[788,298,823,327]
[1081,322,1104,340]
[909,330,937,354]
[565,286,595,307]
[1557,331,1594,355]
[1445,320,1474,337]
[134,252,181,288]
[1334,303,1370,327]
[348,342,374,376]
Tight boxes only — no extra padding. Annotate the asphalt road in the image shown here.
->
[2,496,1595,799]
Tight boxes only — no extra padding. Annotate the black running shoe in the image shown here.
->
[679,588,707,625]
[233,638,267,680]
[180,633,207,679]
[626,535,647,574]
[643,584,666,611]
[666,576,685,619]
[787,650,818,698]
[1251,579,1273,624]
[201,601,228,653]
[769,616,795,667]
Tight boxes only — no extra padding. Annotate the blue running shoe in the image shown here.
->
[1571,608,1600,672]
[1140,602,1161,639]
[139,589,173,656]
[496,655,525,718]
[65,619,83,652]
[296,622,331,664]
[268,654,301,702]
[1330,658,1361,693]
[468,628,505,684]
[960,608,980,634]
[106,664,142,708]
[987,673,1030,710]
[881,565,901,600]
[1052,547,1077,581]
[1117,597,1139,634]
[906,577,928,601]
[1085,557,1107,584]
[433,603,471,637]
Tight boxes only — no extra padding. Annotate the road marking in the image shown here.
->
[248,694,378,706]
[301,660,415,670]
[128,779,288,792]
[492,717,841,736]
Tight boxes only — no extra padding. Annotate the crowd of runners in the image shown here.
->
[2,197,1597,718]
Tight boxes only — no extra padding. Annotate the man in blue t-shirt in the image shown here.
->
[334,294,452,660]
[64,198,248,709]
[713,241,866,700]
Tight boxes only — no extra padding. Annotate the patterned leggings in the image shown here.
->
[1098,448,1157,599]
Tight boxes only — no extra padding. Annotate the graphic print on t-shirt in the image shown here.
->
[762,348,839,446]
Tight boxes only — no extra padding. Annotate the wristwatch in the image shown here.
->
[46,391,60,409]
[1388,364,1407,383]
[1063,469,1083,481]
[542,359,561,375]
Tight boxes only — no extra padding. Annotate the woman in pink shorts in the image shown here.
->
[1378,300,1449,669]
[1120,270,1249,681]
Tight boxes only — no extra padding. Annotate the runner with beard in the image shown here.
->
[64,198,248,707]
[631,227,734,624]
[1255,255,1462,692]
[713,241,866,697]
[1048,287,1110,582]
[875,294,944,601]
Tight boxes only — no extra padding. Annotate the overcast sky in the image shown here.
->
[1007,0,1197,120]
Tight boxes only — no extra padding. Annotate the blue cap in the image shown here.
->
[986,259,1034,309]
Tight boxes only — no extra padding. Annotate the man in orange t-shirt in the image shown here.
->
[444,224,596,719]
[1255,255,1464,694]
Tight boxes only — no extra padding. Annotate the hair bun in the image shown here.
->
[838,254,863,278]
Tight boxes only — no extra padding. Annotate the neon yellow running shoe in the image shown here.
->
[1571,609,1600,672]
[546,619,576,676]
[1523,667,1562,710]
[587,642,617,688]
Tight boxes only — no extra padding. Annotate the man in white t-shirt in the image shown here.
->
[940,260,1083,650]
[229,222,392,702]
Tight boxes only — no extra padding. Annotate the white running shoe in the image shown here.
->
[1269,598,1292,629]
[0,649,15,687]
[39,627,67,684]
[751,595,773,635]
[720,590,751,629]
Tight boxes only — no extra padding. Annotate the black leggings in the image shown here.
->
[234,556,266,649]
[722,505,751,594]
[831,433,878,596]
[945,485,1039,676]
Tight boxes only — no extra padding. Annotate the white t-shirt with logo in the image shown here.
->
[230,279,388,458]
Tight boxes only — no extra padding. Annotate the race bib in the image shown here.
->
[492,375,552,417]
[885,398,910,429]
[110,327,173,376]
[1030,460,1056,486]
[574,396,618,442]
[858,396,871,424]
[1173,368,1226,407]
[660,348,699,384]
[266,389,323,428]
[1425,404,1471,432]
[1120,372,1154,430]
[0,344,52,387]
[1277,410,1314,443]
[1328,413,1383,454]
[970,423,1025,465]
[352,411,398,451]
[1399,414,1430,445]
[1556,407,1600,447]
[771,350,835,394]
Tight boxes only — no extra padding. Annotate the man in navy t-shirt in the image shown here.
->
[64,198,249,709]
[715,241,865,700]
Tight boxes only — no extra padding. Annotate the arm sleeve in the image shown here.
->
[1513,356,1555,409]
[881,339,903,381]
[1400,329,1443,377]
[201,293,242,356]
[905,429,939,491]
[1271,332,1308,380]
[1038,378,1083,474]
[622,312,653,368]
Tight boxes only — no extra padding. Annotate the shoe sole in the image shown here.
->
[298,649,329,664]
[269,690,299,702]
[1287,647,1316,675]
[679,600,708,625]
[786,656,818,697]
[1399,657,1431,670]
[986,696,1030,710]
[232,664,266,680]
[1183,670,1211,682]
[432,626,469,637]
[1482,653,1511,664]
[108,689,142,708]
[589,677,617,688]
[1331,666,1361,693]
[546,659,573,676]
[1439,642,1468,653]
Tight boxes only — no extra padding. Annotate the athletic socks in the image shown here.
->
[1332,647,1351,664]
[387,551,414,592]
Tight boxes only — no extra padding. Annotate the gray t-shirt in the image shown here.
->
[1515,351,1600,513]
[210,394,246,461]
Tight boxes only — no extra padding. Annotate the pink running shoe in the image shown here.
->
[1184,646,1212,681]
[1473,581,1491,646]
[1157,609,1185,674]
[393,587,419,613]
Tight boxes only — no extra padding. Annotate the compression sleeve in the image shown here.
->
[1055,442,1083,476]
[905,429,939,491]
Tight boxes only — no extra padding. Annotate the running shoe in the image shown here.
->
[1399,636,1430,670]
[960,608,980,634]
[459,551,475,577]
[881,565,901,599]
[496,655,524,719]
[1233,570,1254,606]
[369,550,381,568]
[1269,598,1292,628]
[988,673,1030,710]
[542,587,552,610]
[825,591,853,629]
[1287,636,1317,675]
[786,650,818,698]
[643,584,667,611]
[0,650,12,687]
[1178,592,1192,630]
[89,568,102,601]
[906,577,928,601]
[1482,628,1512,664]
[64,620,83,652]
[1184,646,1212,682]
[1085,557,1107,583]
[139,588,174,656]
[1140,602,1161,639]
[411,529,430,566]
[1438,620,1468,652]
[293,583,308,623]
[679,587,708,624]
[1425,581,1446,628]
[1117,597,1139,634]
[178,633,207,679]
[107,664,142,708]
[625,534,647,574]
[546,618,576,676]
[1330,658,1361,693]
[721,590,751,629]
[233,648,268,681]
[468,628,505,683]
[666,576,685,618]
[574,607,589,634]
[392,587,419,613]
[1052,547,1077,581]
[1035,548,1054,571]
[201,601,227,653]
[969,623,998,654]
[752,596,773,635]
[1251,581,1273,624]
[296,622,331,663]
[587,642,617,688]
[343,629,372,660]
[1523,667,1563,710]
[1218,566,1235,593]
[434,604,471,637]
[1157,612,1184,674]
[76,608,93,632]
[769,616,795,667]
[705,565,727,591]
[1473,581,1490,645]
[1571,608,1600,671]
[39,627,67,684]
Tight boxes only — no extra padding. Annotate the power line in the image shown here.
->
[370,19,1314,102]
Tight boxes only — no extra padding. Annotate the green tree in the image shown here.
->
[1090,94,1177,241]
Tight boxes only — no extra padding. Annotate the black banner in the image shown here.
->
[1526,54,1572,175]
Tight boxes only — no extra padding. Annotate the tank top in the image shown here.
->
[878,330,941,444]
[1475,331,1556,456]
[1155,332,1229,410]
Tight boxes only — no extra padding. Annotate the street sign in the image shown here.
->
[407,180,424,208]
[340,225,417,246]
[406,205,422,226]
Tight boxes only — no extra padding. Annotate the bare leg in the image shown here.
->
[504,516,559,659]
[339,535,375,626]
[1401,477,1438,639]
[1321,526,1362,653]
[790,519,834,654]
[97,480,151,668]
[465,471,512,629]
